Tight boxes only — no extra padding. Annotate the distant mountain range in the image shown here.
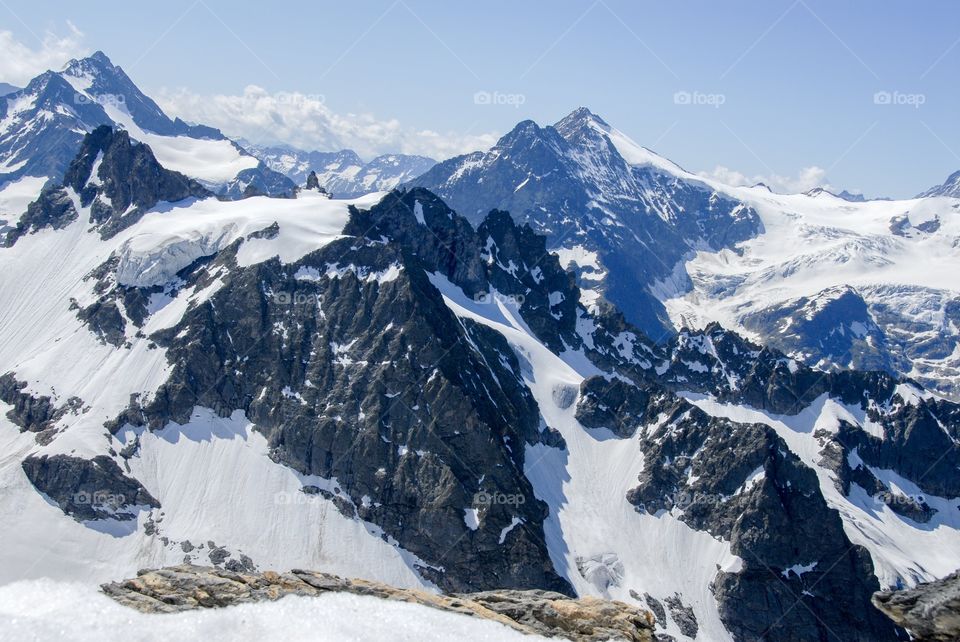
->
[239,141,435,198]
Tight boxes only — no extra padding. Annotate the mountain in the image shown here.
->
[0,51,294,198]
[412,107,960,401]
[0,82,19,97]
[804,187,876,202]
[2,125,958,641]
[664,176,960,400]
[408,107,762,340]
[918,169,960,198]
[241,141,436,197]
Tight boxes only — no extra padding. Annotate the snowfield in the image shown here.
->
[0,175,47,229]
[429,273,739,642]
[103,103,259,186]
[643,162,960,398]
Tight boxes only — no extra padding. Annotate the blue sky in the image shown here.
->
[1,0,958,197]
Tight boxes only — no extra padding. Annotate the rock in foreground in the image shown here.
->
[872,570,960,642]
[101,565,654,641]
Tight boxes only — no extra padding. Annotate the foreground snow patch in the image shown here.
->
[0,580,536,642]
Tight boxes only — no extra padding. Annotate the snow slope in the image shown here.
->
[0,175,46,230]
[0,189,436,588]
[103,103,257,186]
[428,273,739,642]
[684,392,960,590]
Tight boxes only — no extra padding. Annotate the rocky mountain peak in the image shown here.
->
[63,50,117,78]
[553,106,610,138]
[919,168,960,198]
[5,125,211,245]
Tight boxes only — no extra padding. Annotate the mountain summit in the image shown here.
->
[0,51,292,198]
[408,107,761,338]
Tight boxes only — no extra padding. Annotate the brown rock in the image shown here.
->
[101,565,653,641]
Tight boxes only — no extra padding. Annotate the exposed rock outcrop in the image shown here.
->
[102,565,654,641]
[21,454,160,522]
[873,571,960,642]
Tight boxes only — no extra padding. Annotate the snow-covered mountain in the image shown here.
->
[0,51,294,199]
[1,122,958,641]
[411,108,960,401]
[918,169,960,198]
[408,107,762,340]
[661,182,960,401]
[241,141,435,197]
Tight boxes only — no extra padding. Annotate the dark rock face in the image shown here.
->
[21,454,159,521]
[611,383,899,640]
[408,108,762,339]
[873,570,960,642]
[19,179,955,640]
[3,184,78,247]
[0,373,83,439]
[101,188,582,594]
[575,376,657,438]
[101,565,655,641]
[66,125,211,237]
[656,323,960,505]
[662,594,698,639]
[5,125,211,245]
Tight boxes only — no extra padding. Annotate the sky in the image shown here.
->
[1,0,958,198]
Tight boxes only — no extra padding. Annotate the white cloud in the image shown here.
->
[0,23,89,87]
[156,85,497,161]
[698,164,833,194]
